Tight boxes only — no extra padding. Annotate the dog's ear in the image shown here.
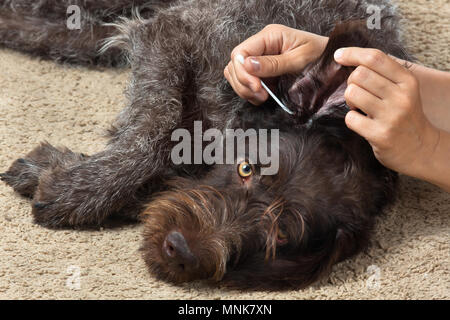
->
[284,21,373,123]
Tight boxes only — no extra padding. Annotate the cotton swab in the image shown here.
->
[237,55,294,115]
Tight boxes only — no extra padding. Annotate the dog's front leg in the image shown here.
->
[31,150,146,228]
[30,126,175,228]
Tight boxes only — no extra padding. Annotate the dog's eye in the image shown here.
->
[238,161,253,178]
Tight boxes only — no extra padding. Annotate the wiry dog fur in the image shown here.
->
[1,0,409,290]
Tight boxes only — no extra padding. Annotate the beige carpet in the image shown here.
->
[0,0,449,300]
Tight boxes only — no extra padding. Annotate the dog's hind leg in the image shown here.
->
[0,9,118,66]
[0,0,174,66]
[1,0,152,18]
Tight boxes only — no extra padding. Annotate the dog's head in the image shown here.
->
[140,22,399,289]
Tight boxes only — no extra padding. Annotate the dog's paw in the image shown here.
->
[1,157,42,198]
[1,142,87,198]
[31,199,62,228]
[31,166,104,228]
[31,167,76,228]
[31,183,79,229]
[31,191,99,229]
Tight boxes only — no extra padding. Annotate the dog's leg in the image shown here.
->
[1,6,194,228]
[0,0,175,66]
[1,0,152,18]
[30,143,161,228]
[28,60,186,229]
[1,135,171,228]
[2,4,201,228]
[1,142,88,199]
[0,8,116,66]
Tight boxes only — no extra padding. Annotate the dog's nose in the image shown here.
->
[163,231,198,272]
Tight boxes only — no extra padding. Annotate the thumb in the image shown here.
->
[243,44,317,78]
[243,54,292,78]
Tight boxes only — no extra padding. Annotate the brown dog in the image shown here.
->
[0,0,409,289]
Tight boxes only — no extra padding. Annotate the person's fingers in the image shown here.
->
[225,61,266,105]
[345,110,378,142]
[242,51,300,78]
[232,54,270,104]
[230,25,287,60]
[347,66,396,100]
[243,39,329,78]
[232,54,263,93]
[227,62,267,105]
[229,29,277,89]
[224,65,230,82]
[231,25,317,79]
[334,47,407,85]
[345,84,384,118]
[227,62,253,99]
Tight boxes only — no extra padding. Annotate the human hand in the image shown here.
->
[224,24,328,105]
[334,47,441,179]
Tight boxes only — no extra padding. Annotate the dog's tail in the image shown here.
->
[0,0,172,66]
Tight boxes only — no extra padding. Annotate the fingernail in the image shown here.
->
[249,58,261,73]
[334,48,345,60]
[236,54,245,65]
